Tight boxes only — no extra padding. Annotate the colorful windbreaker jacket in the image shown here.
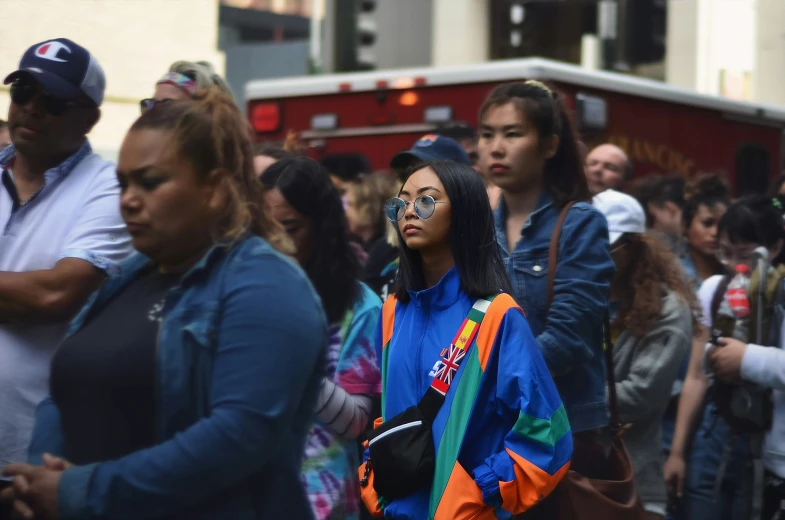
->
[359,268,572,519]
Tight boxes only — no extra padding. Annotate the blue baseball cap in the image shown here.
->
[390,134,471,170]
[4,38,105,107]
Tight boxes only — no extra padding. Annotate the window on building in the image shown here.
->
[489,0,595,63]
[736,143,770,196]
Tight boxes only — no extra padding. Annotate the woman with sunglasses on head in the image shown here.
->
[140,61,234,112]
[1,90,327,520]
[359,160,571,520]
[665,196,785,520]
[478,82,614,448]
[260,157,382,520]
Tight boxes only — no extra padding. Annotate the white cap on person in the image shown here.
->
[593,189,646,245]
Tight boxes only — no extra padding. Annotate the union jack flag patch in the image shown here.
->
[432,343,465,394]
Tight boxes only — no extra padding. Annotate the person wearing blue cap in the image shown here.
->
[367,135,472,303]
[390,134,506,209]
[0,38,132,517]
[389,134,471,177]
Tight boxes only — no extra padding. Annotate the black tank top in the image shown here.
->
[50,268,179,465]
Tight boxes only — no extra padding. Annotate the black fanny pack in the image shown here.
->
[361,297,493,501]
[363,388,443,499]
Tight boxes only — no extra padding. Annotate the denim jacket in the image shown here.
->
[494,191,614,432]
[28,235,327,520]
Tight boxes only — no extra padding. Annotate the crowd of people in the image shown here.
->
[0,36,784,520]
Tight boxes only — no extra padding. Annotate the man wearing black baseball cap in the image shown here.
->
[3,37,105,158]
[389,134,471,179]
[0,38,132,513]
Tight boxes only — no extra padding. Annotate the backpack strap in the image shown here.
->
[547,202,575,310]
[380,296,397,418]
[769,276,785,345]
[381,296,396,350]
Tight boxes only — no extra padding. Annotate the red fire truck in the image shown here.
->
[245,57,785,194]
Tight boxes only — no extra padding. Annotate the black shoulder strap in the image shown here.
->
[711,275,732,326]
[604,312,622,435]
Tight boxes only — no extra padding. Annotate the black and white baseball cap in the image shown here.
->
[3,38,106,107]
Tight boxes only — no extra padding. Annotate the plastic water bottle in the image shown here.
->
[712,265,751,343]
[727,264,751,319]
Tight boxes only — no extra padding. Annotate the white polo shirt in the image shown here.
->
[0,141,133,469]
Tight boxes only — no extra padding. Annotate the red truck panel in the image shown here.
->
[250,79,783,193]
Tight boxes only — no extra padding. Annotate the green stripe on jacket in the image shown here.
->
[512,404,570,448]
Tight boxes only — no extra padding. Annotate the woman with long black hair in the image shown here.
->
[359,160,570,519]
[260,157,382,520]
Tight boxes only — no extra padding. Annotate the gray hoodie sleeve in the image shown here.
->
[613,291,692,424]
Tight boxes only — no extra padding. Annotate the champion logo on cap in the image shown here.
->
[4,38,106,107]
[34,41,71,63]
[416,134,439,147]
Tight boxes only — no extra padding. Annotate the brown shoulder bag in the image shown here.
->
[542,202,646,520]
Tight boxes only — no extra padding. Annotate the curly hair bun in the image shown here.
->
[686,173,729,200]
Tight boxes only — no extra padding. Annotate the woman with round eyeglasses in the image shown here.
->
[384,193,447,222]
[140,61,234,113]
[359,159,571,520]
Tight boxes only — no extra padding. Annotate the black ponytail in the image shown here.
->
[479,81,590,207]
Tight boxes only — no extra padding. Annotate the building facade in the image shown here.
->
[0,0,224,162]
[667,0,785,105]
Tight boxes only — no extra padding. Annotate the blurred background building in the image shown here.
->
[667,0,785,105]
[1,0,784,160]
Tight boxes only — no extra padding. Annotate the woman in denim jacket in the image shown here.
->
[478,81,615,444]
[1,91,327,520]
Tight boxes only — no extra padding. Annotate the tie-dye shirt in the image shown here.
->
[302,283,382,520]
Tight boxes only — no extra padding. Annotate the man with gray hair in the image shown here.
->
[586,143,633,195]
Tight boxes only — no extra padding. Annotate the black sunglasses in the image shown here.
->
[10,79,90,117]
[140,98,174,113]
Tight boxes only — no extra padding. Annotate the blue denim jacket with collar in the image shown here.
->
[28,235,327,520]
[494,191,615,432]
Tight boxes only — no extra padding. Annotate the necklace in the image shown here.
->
[7,168,35,206]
